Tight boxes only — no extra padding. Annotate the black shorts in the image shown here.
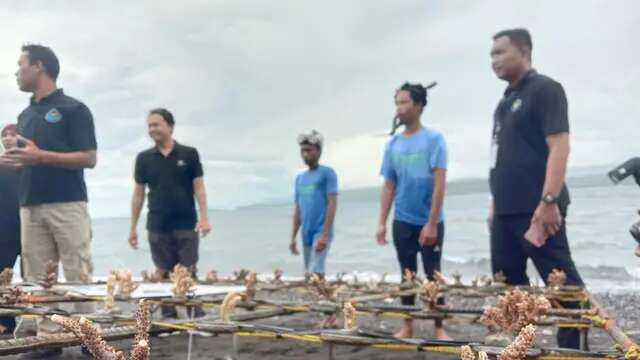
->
[148,230,199,276]
[392,220,445,306]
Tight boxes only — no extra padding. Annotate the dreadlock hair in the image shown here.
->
[390,81,437,135]
[396,82,429,108]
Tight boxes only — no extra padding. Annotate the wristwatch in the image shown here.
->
[542,193,559,205]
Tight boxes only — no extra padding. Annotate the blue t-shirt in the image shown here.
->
[295,165,338,245]
[380,127,448,226]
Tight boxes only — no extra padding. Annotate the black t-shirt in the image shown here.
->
[16,89,97,206]
[0,168,20,243]
[489,70,571,215]
[134,142,204,232]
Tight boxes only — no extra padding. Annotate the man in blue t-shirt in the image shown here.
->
[290,130,338,279]
[377,83,450,340]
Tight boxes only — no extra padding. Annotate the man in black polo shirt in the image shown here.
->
[489,29,584,349]
[0,44,97,356]
[129,108,210,318]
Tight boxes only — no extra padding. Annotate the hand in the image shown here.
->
[128,230,138,250]
[524,221,547,248]
[4,136,42,167]
[315,234,328,252]
[0,155,22,169]
[532,202,562,237]
[419,222,438,247]
[194,219,212,237]
[635,244,640,258]
[376,224,387,245]
[487,202,494,228]
[289,240,299,255]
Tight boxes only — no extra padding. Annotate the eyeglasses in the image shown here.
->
[297,130,324,147]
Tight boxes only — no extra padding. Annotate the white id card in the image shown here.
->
[490,141,498,169]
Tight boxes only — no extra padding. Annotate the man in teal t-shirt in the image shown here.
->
[290,130,338,276]
[377,83,450,340]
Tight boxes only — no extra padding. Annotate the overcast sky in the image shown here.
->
[0,1,638,217]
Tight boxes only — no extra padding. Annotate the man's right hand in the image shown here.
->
[289,240,299,255]
[376,224,387,245]
[128,230,138,250]
[487,202,494,228]
[0,155,21,169]
[635,244,640,258]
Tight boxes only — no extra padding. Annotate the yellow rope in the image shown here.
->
[582,314,608,328]
[625,345,640,360]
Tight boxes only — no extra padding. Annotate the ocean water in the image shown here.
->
[89,175,640,293]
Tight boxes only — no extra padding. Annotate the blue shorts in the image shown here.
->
[303,240,331,275]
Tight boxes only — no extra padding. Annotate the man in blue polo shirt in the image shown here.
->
[377,83,450,340]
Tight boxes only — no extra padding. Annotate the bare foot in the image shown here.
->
[323,314,338,329]
[435,327,452,341]
[393,325,413,339]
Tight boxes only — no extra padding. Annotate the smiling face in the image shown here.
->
[147,113,173,143]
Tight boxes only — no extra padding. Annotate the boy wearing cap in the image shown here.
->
[290,130,338,327]
[290,130,338,277]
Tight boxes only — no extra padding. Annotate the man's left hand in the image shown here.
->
[315,234,329,252]
[419,222,438,247]
[194,219,212,237]
[4,136,42,167]
[635,244,640,258]
[532,202,562,238]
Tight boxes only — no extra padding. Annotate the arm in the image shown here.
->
[427,168,446,226]
[376,179,395,245]
[321,194,337,237]
[6,136,97,169]
[542,133,570,197]
[420,168,446,246]
[193,176,211,236]
[315,193,337,252]
[36,149,97,169]
[290,204,301,255]
[128,183,146,249]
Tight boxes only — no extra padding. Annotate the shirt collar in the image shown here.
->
[30,88,64,106]
[504,69,537,96]
[152,140,179,156]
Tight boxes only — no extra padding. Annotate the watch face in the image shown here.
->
[544,194,557,203]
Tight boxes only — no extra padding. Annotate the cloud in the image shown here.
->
[0,1,638,216]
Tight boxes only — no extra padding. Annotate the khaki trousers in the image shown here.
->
[20,202,95,332]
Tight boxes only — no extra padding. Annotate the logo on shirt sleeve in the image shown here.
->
[44,108,63,123]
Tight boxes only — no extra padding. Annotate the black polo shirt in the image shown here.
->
[489,70,570,215]
[16,89,97,206]
[134,142,204,232]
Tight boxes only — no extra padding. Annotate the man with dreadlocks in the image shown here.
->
[376,83,450,340]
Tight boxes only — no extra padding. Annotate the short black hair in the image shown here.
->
[493,28,533,56]
[21,44,60,80]
[396,82,428,108]
[149,108,175,127]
